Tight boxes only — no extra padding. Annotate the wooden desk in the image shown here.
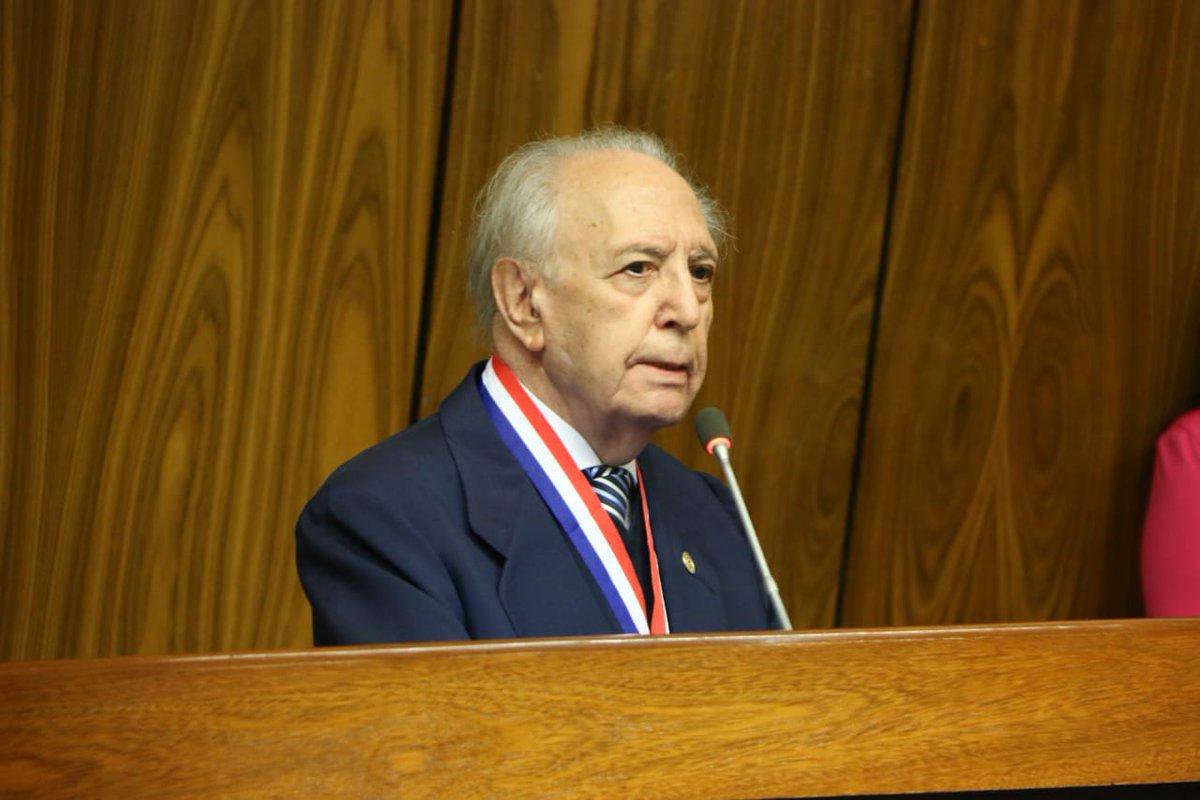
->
[2,618,1197,797]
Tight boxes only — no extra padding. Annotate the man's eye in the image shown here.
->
[623,261,652,276]
[690,264,716,282]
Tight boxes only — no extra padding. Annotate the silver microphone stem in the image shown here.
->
[713,443,792,631]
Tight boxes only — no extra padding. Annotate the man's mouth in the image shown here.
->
[633,359,691,376]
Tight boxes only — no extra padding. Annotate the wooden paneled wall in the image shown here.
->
[1,0,454,659]
[3,0,1198,661]
[843,0,1200,625]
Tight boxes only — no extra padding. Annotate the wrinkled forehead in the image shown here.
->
[552,151,715,260]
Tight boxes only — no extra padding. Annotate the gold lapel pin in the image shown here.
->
[681,551,696,574]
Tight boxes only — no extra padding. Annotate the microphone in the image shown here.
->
[696,407,793,630]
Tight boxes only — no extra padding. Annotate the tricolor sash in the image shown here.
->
[478,356,668,635]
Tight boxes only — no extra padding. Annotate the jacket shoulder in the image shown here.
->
[1154,409,1200,475]
[1160,409,1200,447]
[317,414,456,502]
[641,442,731,503]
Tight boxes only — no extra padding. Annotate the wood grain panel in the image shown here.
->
[2,620,1198,797]
[418,0,913,628]
[0,0,452,660]
[843,1,1200,625]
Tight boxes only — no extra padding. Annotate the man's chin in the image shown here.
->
[624,393,695,431]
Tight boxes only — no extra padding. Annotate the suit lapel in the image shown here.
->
[640,449,729,633]
[438,365,619,637]
[496,485,620,636]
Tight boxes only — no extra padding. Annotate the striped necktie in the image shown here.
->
[583,465,635,530]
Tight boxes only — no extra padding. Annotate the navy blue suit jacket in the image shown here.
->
[296,364,776,644]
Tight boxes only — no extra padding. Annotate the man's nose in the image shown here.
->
[655,261,702,331]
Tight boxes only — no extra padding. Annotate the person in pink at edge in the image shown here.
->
[1141,407,1200,616]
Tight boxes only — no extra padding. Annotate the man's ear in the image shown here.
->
[491,258,545,352]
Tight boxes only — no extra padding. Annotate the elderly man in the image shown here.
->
[296,128,776,643]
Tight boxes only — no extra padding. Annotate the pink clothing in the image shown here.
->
[1142,408,1200,616]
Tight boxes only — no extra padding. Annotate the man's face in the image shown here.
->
[534,150,718,438]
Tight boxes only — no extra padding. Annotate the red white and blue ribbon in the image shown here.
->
[478,355,668,635]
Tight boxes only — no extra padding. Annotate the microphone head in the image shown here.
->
[695,406,733,455]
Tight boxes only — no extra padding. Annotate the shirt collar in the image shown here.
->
[508,368,638,482]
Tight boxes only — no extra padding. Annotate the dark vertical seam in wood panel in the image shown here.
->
[834,0,922,628]
[409,0,464,425]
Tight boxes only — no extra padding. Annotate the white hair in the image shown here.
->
[465,126,729,332]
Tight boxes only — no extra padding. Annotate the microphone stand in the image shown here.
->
[710,442,793,631]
